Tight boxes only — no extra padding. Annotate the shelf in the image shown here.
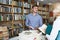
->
[13,5,22,8]
[0,12,23,15]
[24,13,28,15]
[38,10,49,12]
[24,7,30,9]
[0,3,22,8]
[0,20,23,23]
[13,20,23,24]
[0,12,12,14]
[0,3,12,7]
[0,21,12,23]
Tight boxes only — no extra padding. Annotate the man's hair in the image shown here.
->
[32,5,39,8]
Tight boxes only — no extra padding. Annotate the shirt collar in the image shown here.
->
[31,13,39,16]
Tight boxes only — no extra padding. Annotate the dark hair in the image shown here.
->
[32,5,39,8]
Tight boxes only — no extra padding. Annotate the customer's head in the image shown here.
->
[52,3,60,18]
[32,5,39,13]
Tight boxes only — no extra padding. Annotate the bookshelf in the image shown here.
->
[38,3,49,24]
[0,0,35,37]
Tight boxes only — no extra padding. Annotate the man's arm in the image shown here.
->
[25,15,29,27]
[25,15,34,29]
[39,17,43,27]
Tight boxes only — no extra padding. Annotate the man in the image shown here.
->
[25,5,43,30]
[46,3,60,40]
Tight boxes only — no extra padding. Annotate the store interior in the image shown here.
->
[0,0,60,40]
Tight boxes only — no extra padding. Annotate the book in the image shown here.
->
[8,0,12,5]
[23,9,30,13]
[28,0,31,3]
[0,0,3,3]
[14,14,20,20]
[13,7,17,13]
[12,1,17,5]
[18,1,22,7]
[0,5,2,12]
[0,14,2,21]
[8,14,12,21]
[2,0,7,4]
[17,8,21,13]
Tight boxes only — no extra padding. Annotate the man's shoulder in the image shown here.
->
[37,14,42,18]
[27,13,32,16]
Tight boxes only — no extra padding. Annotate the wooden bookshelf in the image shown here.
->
[38,3,49,24]
[0,0,34,37]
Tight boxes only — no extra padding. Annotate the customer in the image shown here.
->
[25,5,43,30]
[46,3,60,40]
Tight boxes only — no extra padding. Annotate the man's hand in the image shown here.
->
[29,26,34,29]
[34,27,39,30]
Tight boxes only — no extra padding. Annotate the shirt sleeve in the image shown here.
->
[39,16,43,27]
[25,15,29,27]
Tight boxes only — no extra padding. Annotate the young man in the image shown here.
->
[46,3,60,40]
[25,5,43,30]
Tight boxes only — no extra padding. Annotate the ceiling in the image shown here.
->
[35,0,60,4]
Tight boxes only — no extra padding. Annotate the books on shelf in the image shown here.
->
[0,6,22,13]
[13,7,17,13]
[28,0,31,3]
[18,1,22,7]
[14,14,22,20]
[17,8,21,13]
[12,1,17,6]
[23,9,30,13]
[2,0,7,4]
[0,0,3,3]
[0,5,2,12]
[0,14,3,21]
[1,6,12,13]
[39,7,48,11]
[8,0,12,5]
[24,2,30,8]
[0,14,12,21]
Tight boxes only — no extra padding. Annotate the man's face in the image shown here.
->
[32,6,38,13]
